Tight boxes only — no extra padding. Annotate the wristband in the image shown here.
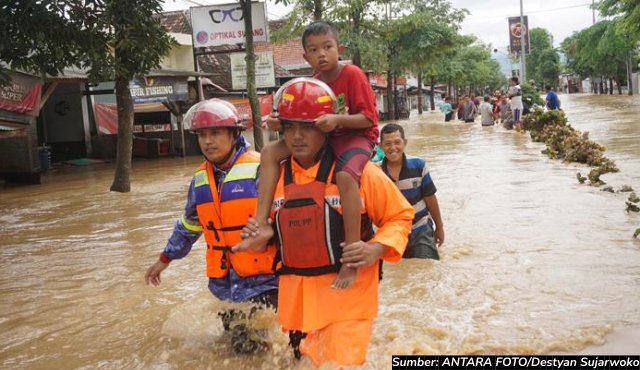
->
[159,253,171,264]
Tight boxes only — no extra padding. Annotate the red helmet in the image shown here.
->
[274,77,336,123]
[184,98,246,131]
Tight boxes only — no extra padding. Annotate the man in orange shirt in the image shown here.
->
[235,79,413,366]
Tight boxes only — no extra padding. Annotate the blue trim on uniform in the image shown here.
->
[194,184,214,205]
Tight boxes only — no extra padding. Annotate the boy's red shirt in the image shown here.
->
[317,64,379,143]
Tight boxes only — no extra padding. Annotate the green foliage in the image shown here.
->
[626,192,640,213]
[0,0,175,83]
[269,0,503,93]
[526,28,561,88]
[599,0,640,36]
[521,109,567,132]
[588,168,605,186]
[521,83,544,106]
[523,109,619,182]
[634,228,640,239]
[576,172,587,184]
[103,0,176,81]
[0,1,100,84]
[561,19,636,82]
[431,36,506,94]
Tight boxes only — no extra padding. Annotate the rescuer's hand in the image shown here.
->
[241,217,259,238]
[233,218,273,253]
[266,113,282,131]
[145,261,168,286]
[340,241,387,268]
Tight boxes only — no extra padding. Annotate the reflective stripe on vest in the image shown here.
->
[194,151,277,278]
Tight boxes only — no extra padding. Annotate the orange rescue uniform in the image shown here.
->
[272,156,414,366]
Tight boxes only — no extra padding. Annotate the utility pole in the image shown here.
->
[520,0,526,83]
[592,0,596,24]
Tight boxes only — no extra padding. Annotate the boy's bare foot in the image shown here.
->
[232,222,273,253]
[331,265,357,289]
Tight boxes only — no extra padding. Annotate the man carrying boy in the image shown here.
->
[235,21,379,290]
[508,76,524,130]
[379,123,444,259]
[144,99,279,354]
[238,80,413,365]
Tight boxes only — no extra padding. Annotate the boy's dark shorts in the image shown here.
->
[403,223,440,260]
[330,133,375,183]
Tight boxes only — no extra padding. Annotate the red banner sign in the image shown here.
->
[230,94,273,127]
[0,73,42,116]
[94,95,273,135]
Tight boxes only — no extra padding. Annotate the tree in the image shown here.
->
[239,0,264,152]
[101,1,175,192]
[0,1,100,85]
[1,1,175,192]
[599,0,640,35]
[526,28,560,88]
[561,19,636,95]
[393,0,466,113]
[598,0,639,95]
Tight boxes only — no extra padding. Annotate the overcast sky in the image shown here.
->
[164,0,596,49]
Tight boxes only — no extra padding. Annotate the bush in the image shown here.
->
[522,83,545,107]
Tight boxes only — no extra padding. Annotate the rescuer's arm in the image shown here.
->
[361,164,414,262]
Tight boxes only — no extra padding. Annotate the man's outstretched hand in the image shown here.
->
[145,261,168,286]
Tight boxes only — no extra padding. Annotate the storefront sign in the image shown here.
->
[129,76,189,104]
[0,73,42,117]
[230,51,275,90]
[191,2,267,47]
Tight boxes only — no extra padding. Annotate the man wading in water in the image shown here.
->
[236,79,413,366]
[144,99,279,354]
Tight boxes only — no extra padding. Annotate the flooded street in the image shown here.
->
[1,94,639,369]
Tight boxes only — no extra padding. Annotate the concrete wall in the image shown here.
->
[161,34,194,71]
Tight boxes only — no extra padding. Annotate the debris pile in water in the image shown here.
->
[522,109,619,186]
[626,192,640,213]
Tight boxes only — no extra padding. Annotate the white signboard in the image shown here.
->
[230,51,276,90]
[191,2,267,47]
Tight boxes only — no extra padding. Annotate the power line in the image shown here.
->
[467,3,592,21]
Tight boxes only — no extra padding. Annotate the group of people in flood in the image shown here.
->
[446,77,561,129]
[144,21,444,367]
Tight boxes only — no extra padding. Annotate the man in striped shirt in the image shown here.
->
[379,123,445,259]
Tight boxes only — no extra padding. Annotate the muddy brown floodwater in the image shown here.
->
[1,94,639,369]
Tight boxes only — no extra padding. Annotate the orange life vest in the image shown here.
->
[274,150,374,276]
[194,151,277,278]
